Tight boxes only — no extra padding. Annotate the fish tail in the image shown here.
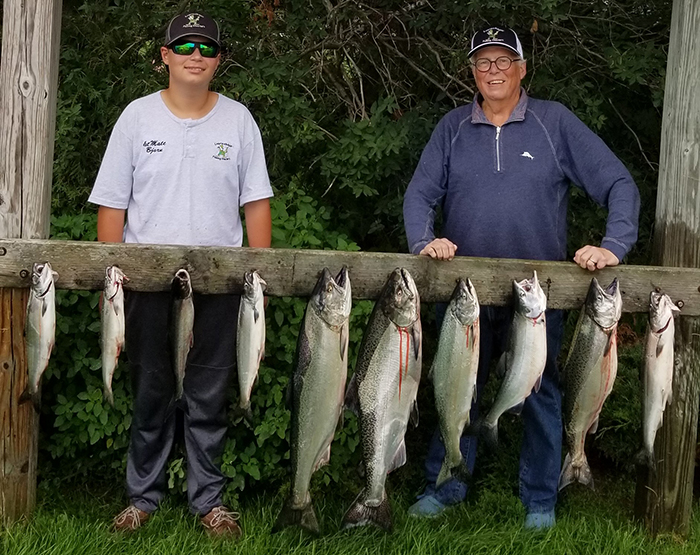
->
[272,497,319,534]
[436,459,471,488]
[103,386,115,408]
[558,452,595,491]
[633,447,656,473]
[341,491,392,532]
[234,401,254,425]
[19,386,41,413]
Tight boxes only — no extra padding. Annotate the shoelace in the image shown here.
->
[115,505,145,529]
[207,506,240,528]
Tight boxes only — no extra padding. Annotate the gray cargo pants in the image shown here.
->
[124,291,240,516]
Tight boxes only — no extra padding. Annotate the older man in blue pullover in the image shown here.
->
[403,26,640,529]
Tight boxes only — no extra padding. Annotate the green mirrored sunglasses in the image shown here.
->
[169,40,220,58]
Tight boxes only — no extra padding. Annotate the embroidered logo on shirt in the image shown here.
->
[143,140,166,154]
[213,142,232,161]
[521,151,534,160]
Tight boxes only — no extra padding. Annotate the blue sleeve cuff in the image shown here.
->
[600,238,628,263]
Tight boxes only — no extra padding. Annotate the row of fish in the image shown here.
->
[20,262,268,418]
[20,261,679,533]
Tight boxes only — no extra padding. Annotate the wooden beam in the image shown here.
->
[0,239,699,313]
[634,0,700,538]
[0,0,62,526]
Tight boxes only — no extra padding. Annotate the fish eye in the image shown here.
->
[326,283,333,293]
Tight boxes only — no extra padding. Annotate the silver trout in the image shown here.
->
[431,279,480,487]
[342,268,421,532]
[273,267,352,533]
[101,266,128,407]
[236,270,267,423]
[635,291,680,471]
[171,269,194,400]
[559,277,622,491]
[478,271,547,450]
[21,262,58,412]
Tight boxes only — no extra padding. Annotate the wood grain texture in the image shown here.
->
[0,0,62,525]
[635,0,700,537]
[0,239,698,312]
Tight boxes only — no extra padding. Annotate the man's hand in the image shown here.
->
[419,238,458,261]
[574,246,619,272]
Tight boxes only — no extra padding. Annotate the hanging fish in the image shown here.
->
[171,269,194,400]
[635,291,680,471]
[101,265,128,407]
[236,270,267,423]
[21,262,58,412]
[431,279,480,487]
[274,267,352,533]
[559,277,622,490]
[342,268,421,532]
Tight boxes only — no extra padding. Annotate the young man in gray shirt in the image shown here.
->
[89,12,273,538]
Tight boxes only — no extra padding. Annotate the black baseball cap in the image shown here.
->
[468,26,524,59]
[165,12,220,46]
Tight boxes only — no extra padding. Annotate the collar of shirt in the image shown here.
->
[470,87,529,126]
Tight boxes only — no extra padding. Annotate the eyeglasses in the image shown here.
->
[169,40,220,58]
[472,56,521,73]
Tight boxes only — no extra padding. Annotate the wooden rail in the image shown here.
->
[1,239,699,313]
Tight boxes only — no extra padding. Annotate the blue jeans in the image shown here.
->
[422,305,564,513]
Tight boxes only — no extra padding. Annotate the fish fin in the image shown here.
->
[387,440,407,474]
[103,386,115,408]
[257,345,265,366]
[633,448,657,473]
[495,352,507,379]
[507,401,525,416]
[344,374,359,415]
[341,491,392,532]
[436,459,471,488]
[336,409,344,432]
[464,416,482,438]
[533,373,543,393]
[410,400,419,428]
[273,498,319,534]
[313,444,332,472]
[667,386,673,406]
[188,331,194,349]
[558,452,594,491]
[253,306,260,323]
[234,401,254,425]
[411,319,422,360]
[588,417,600,435]
[655,340,665,358]
[41,297,48,317]
[340,322,348,362]
[603,329,615,357]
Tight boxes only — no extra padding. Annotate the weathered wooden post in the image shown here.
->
[0,0,63,525]
[634,0,700,537]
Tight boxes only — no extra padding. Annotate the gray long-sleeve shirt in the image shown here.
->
[403,91,640,262]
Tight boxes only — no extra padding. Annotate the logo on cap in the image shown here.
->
[185,13,205,28]
[486,28,500,41]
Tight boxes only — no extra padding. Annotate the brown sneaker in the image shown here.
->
[200,506,242,538]
[113,505,151,532]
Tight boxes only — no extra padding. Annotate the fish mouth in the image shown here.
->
[399,268,415,300]
[335,266,348,289]
[604,278,619,296]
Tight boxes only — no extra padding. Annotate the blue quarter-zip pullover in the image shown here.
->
[403,90,640,262]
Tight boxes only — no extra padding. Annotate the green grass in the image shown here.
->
[2,469,699,555]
